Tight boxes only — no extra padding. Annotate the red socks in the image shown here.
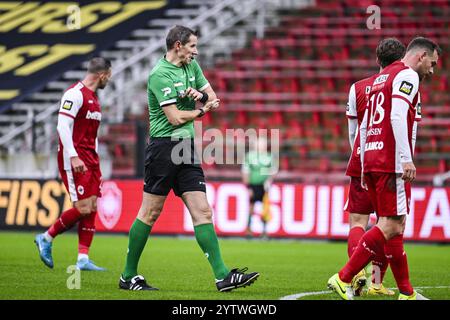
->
[339,226,386,283]
[348,226,388,284]
[78,211,97,254]
[347,226,365,258]
[385,234,413,295]
[372,250,389,285]
[48,207,82,238]
[48,207,97,256]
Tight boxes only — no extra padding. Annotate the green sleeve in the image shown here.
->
[192,60,209,91]
[149,72,178,107]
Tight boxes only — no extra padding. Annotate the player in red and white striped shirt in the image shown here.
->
[34,57,112,271]
[344,38,406,296]
[330,37,441,300]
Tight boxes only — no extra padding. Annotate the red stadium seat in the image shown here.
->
[196,0,449,183]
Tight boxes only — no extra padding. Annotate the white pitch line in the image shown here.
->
[279,286,450,300]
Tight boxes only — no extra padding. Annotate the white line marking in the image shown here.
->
[279,286,450,300]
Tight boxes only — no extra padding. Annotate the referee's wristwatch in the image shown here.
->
[197,107,206,118]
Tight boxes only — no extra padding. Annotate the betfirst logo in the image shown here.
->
[86,110,101,121]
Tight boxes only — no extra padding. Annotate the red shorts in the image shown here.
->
[344,176,374,215]
[59,165,102,202]
[364,172,411,217]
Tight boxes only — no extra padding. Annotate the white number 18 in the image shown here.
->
[368,92,385,127]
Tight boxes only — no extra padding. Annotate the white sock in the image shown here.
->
[43,231,53,242]
[78,253,89,262]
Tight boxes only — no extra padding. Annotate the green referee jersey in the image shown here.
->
[147,56,209,138]
[242,151,273,185]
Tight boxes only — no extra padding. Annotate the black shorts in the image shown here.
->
[248,184,265,203]
[144,138,206,197]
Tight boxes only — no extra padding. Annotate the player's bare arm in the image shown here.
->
[162,99,220,125]
[184,87,204,101]
[202,85,218,101]
[185,86,218,108]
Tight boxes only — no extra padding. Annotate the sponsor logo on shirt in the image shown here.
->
[62,100,73,110]
[189,76,195,82]
[174,82,184,87]
[162,87,172,97]
[373,74,389,85]
[399,81,413,95]
[365,141,384,151]
[86,110,102,121]
[77,185,84,195]
[367,128,382,136]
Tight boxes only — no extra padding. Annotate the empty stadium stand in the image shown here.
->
[199,0,450,184]
[0,0,448,185]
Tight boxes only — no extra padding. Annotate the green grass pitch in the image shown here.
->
[1,231,449,300]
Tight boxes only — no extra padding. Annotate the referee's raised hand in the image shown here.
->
[185,87,204,101]
[204,98,220,111]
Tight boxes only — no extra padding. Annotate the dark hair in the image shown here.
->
[166,25,198,50]
[376,38,406,68]
[406,36,442,56]
[87,57,111,74]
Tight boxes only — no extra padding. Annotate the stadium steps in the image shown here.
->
[2,0,300,170]
[30,92,62,102]
[0,1,222,145]
[199,0,450,183]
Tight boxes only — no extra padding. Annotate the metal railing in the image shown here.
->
[99,0,300,123]
[0,0,311,152]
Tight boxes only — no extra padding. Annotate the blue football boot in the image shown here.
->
[76,258,106,271]
[34,234,54,269]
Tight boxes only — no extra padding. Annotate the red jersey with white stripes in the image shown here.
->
[363,61,420,173]
[345,75,377,177]
[58,82,101,169]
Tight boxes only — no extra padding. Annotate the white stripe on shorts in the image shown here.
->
[66,169,78,202]
[343,198,349,211]
[396,176,407,215]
